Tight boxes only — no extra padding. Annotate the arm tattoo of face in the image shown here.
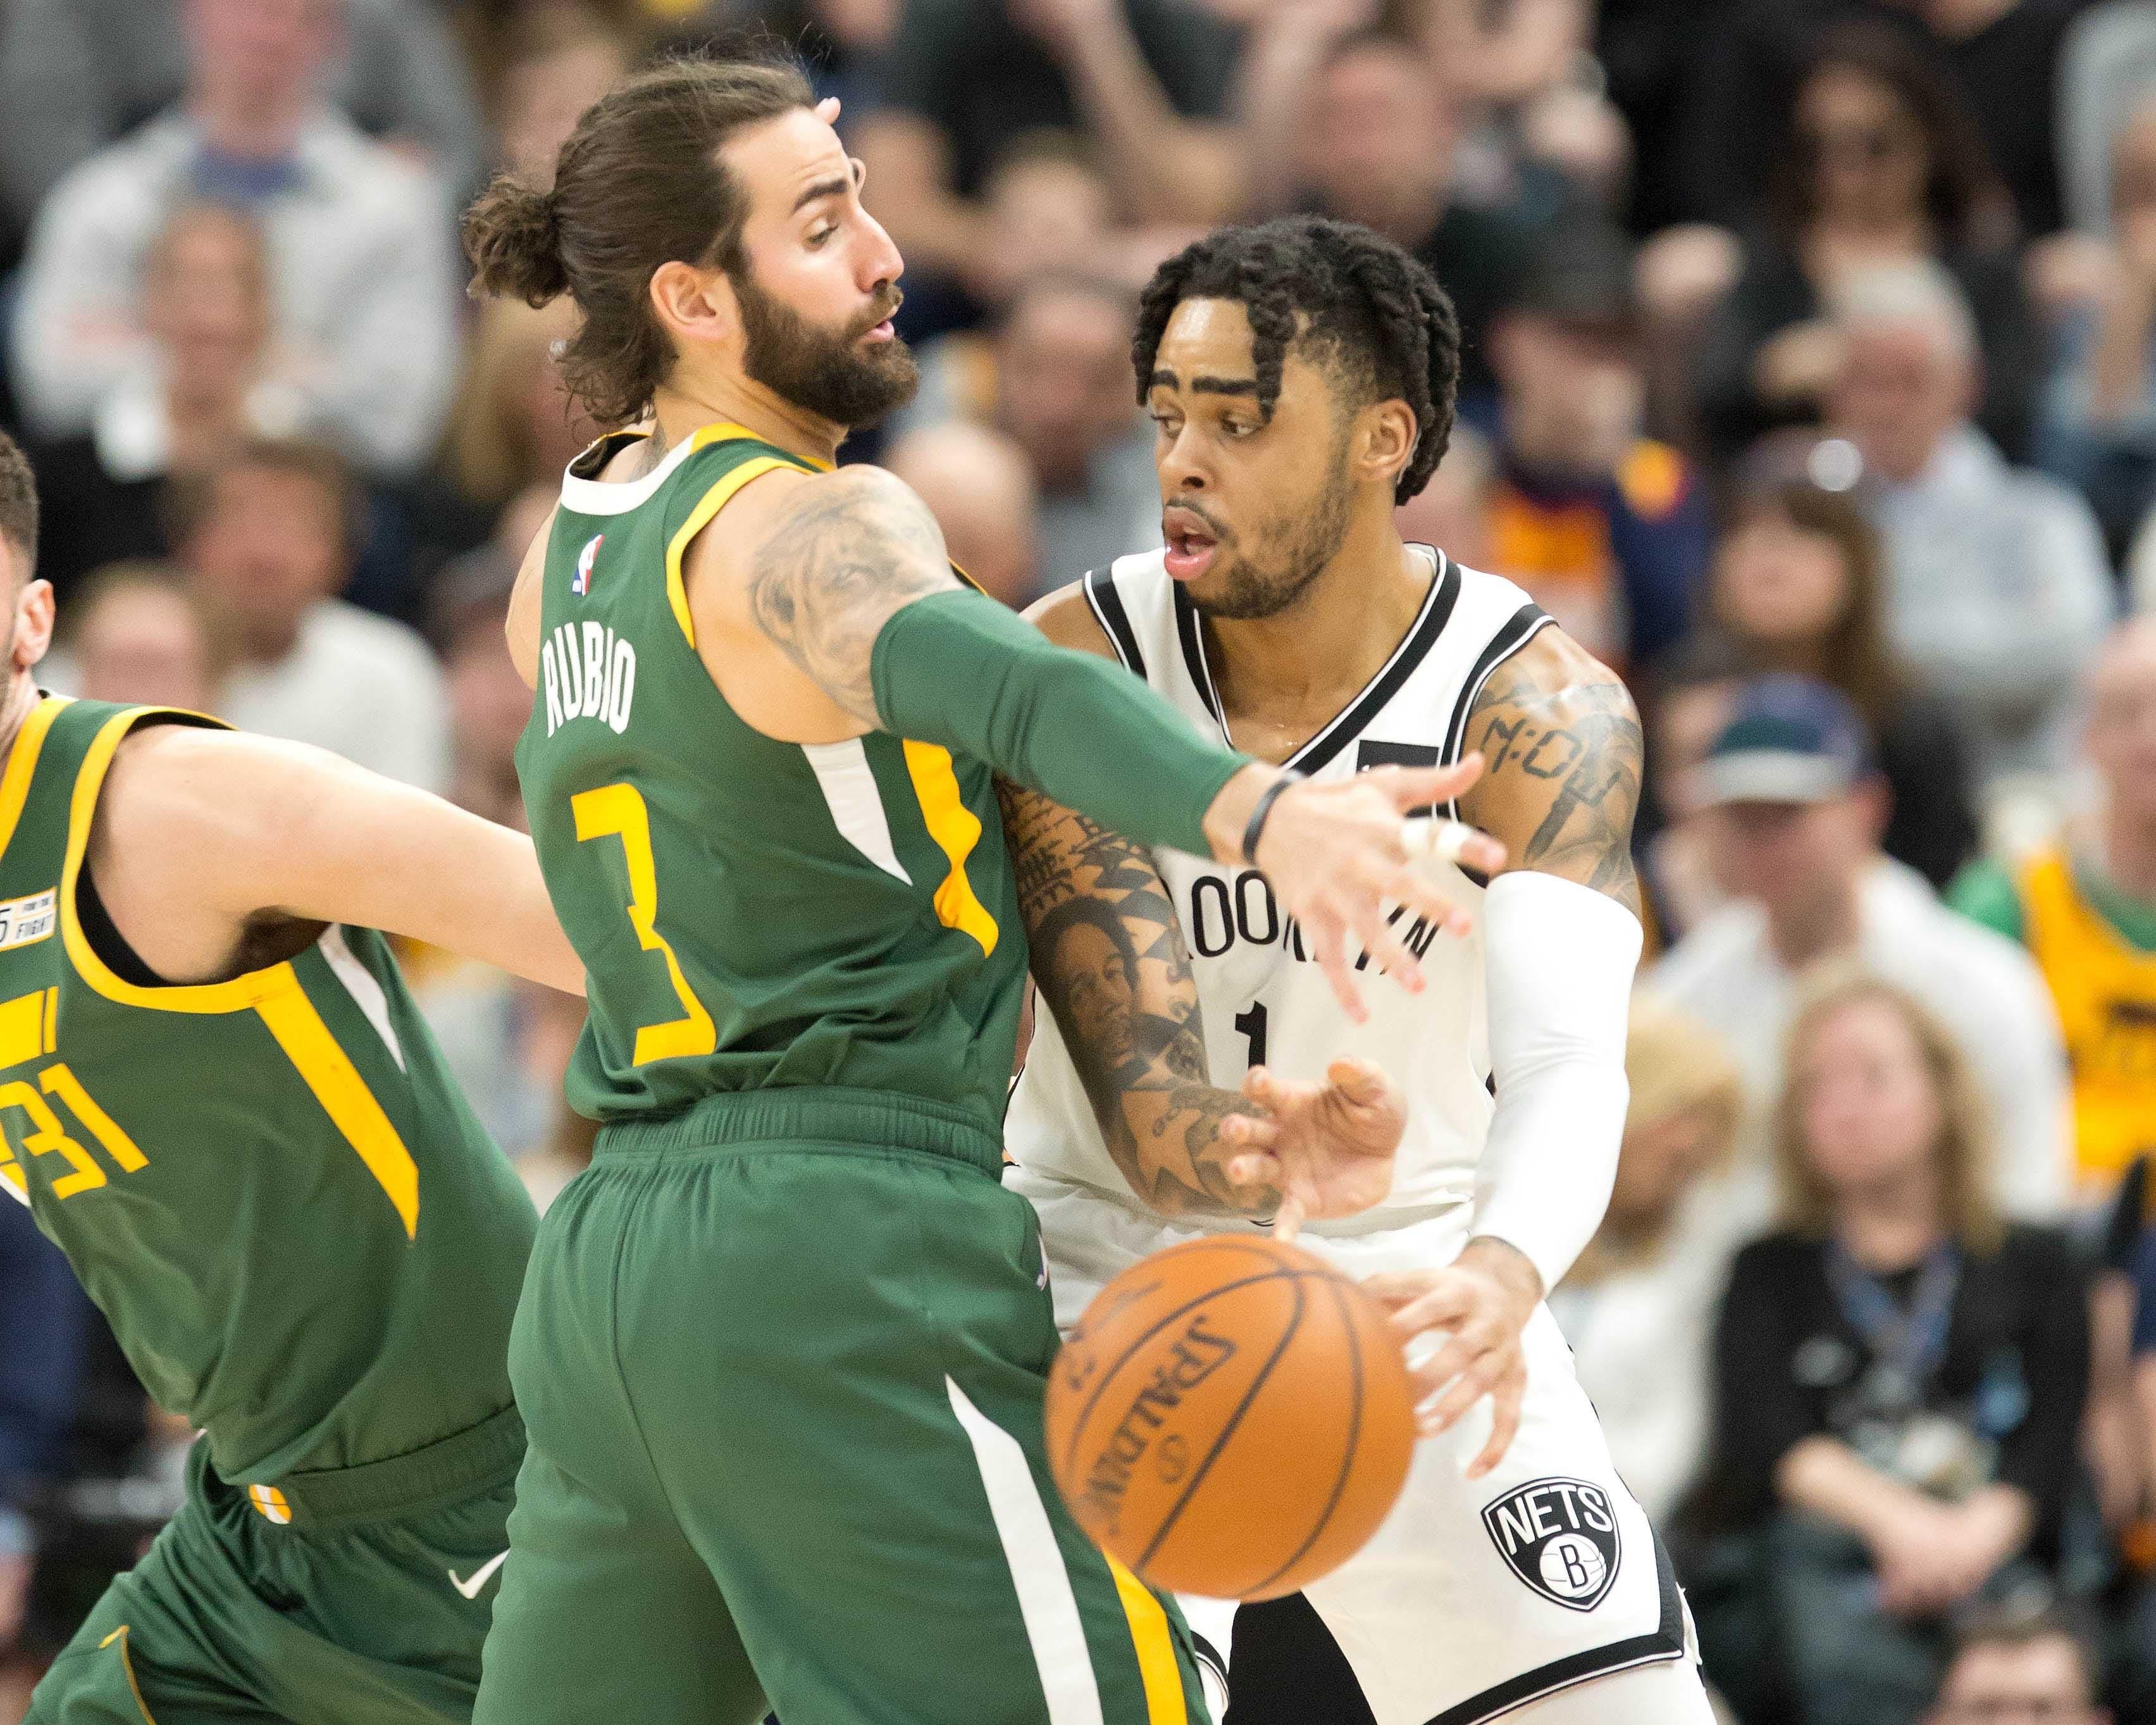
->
[745,468,954,725]
[998,776,1279,1219]
[1465,647,1644,916]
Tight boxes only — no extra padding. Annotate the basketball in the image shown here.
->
[1043,1234,1416,1602]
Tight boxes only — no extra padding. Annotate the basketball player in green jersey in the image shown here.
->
[0,433,585,1725]
[460,51,1501,1725]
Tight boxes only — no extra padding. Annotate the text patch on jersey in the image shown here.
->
[0,889,58,952]
[1481,1478,1620,1612]
[541,622,638,737]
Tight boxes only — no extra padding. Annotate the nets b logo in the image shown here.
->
[1481,1478,1621,1612]
[572,533,602,595]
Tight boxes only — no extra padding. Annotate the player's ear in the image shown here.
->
[649,260,741,356]
[1357,399,1418,492]
[11,578,54,672]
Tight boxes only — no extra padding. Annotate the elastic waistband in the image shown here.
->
[593,1086,1004,1176]
[222,1403,525,1531]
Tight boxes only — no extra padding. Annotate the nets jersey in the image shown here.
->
[1005,548,1551,1233]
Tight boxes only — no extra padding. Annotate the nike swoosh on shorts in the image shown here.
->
[449,1550,509,1599]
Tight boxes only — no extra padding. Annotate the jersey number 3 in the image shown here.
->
[572,783,717,1066]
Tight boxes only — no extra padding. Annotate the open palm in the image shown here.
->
[1222,1057,1406,1240]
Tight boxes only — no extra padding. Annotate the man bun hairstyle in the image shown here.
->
[1132,215,1461,504]
[462,50,815,428]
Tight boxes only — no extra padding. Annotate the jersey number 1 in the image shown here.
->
[572,783,717,1066]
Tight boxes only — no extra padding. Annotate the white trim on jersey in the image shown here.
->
[801,739,914,884]
[320,927,405,1072]
[555,433,699,516]
[945,1376,1108,1725]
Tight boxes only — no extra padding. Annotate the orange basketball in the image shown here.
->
[1044,1234,1416,1602]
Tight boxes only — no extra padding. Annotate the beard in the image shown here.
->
[1185,440,1358,623]
[735,268,919,430]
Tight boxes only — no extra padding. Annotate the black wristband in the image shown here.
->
[1241,771,1303,866]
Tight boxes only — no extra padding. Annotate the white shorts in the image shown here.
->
[1011,1169,1698,1725]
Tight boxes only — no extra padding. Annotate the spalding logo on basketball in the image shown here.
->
[1480,1478,1621,1612]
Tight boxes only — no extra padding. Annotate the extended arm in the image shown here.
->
[90,726,582,995]
[719,468,1501,1012]
[1000,780,1271,1218]
[1367,628,1642,1472]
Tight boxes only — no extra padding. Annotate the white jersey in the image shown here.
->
[1004,545,1552,1233]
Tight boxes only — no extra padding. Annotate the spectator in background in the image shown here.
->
[1826,261,2113,790]
[1691,21,2038,470]
[1952,620,2156,1205]
[1396,421,1496,571]
[883,421,1042,608]
[59,563,226,713]
[1926,1604,2110,1725]
[1248,27,1574,408]
[1549,992,1743,1527]
[1650,676,2069,1242]
[853,0,1240,319]
[1706,480,1977,888]
[1707,968,2088,1725]
[891,273,1156,583]
[172,438,448,790]
[10,0,461,478]
[1485,222,1710,674]
[0,0,486,260]
[490,6,633,190]
[1638,633,1749,947]
[2040,95,2156,566]
[28,204,303,599]
[433,547,531,832]
[417,296,598,578]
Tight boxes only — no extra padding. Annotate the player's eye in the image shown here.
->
[807,223,837,248]
[1148,411,1182,435]
[1222,419,1258,439]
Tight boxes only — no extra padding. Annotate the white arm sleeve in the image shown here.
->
[1471,871,1643,1294]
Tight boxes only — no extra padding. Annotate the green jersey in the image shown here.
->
[517,425,1025,1133]
[0,698,535,1484]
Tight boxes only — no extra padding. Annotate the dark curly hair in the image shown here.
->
[1131,216,1461,504]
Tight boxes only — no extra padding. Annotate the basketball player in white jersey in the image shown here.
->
[1001,216,1714,1725]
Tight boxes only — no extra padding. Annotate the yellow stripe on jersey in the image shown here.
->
[0,697,70,857]
[901,741,999,956]
[0,989,44,1071]
[664,454,798,649]
[95,1625,159,1725]
[257,987,420,1239]
[62,710,289,1015]
[42,984,56,1056]
[1105,1554,1189,1725]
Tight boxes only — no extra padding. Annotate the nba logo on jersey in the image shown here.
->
[1480,1478,1621,1612]
[572,534,602,595]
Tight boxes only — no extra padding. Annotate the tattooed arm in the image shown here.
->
[1458,627,1644,912]
[999,780,1276,1219]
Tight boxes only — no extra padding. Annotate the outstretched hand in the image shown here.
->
[1217,1056,1406,1240]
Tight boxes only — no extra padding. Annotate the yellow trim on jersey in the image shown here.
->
[59,707,421,1232]
[0,988,44,1071]
[0,697,70,859]
[664,452,797,649]
[1105,1554,1189,1725]
[247,1483,293,1524]
[96,1625,159,1724]
[257,987,421,1238]
[901,740,1000,956]
[41,983,55,1055]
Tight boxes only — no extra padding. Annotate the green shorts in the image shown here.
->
[474,1088,1207,1725]
[28,1405,525,1725]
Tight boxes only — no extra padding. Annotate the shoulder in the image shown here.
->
[1727,1233,1820,1294]
[1990,1222,2083,1287]
[311,602,442,678]
[1022,579,1117,658]
[1647,902,1770,997]
[34,118,180,234]
[1462,625,1640,775]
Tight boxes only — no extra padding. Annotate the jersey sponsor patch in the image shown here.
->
[1481,1477,1620,1611]
[572,533,602,595]
[0,889,58,952]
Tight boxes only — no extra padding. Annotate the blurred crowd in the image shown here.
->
[3,1,2156,1722]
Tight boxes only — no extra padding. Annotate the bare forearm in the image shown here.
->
[2087,280,2156,427]
[1060,29,1242,222]
[1775,1435,1930,1539]
[1001,780,1277,1218]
